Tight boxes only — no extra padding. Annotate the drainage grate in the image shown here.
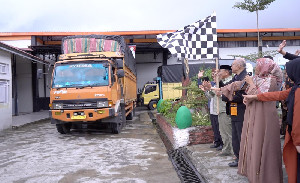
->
[168,148,204,183]
[149,111,205,183]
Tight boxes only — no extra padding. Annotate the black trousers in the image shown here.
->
[280,108,288,135]
[210,114,223,146]
[231,120,244,159]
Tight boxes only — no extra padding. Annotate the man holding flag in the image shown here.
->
[157,12,225,160]
[157,12,218,97]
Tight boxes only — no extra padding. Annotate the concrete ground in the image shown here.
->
[12,110,50,127]
[151,106,288,183]
[186,144,248,183]
[6,108,289,183]
[0,108,180,183]
[185,137,288,183]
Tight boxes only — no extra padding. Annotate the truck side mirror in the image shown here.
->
[117,70,124,78]
[116,59,123,69]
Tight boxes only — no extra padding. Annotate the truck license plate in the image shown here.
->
[71,115,86,119]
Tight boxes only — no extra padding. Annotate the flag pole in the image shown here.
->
[215,57,219,114]
[182,58,190,98]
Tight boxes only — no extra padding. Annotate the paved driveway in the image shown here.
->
[0,109,179,183]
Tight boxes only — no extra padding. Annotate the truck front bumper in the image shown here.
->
[50,108,115,123]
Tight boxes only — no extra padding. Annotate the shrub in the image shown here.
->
[158,68,212,128]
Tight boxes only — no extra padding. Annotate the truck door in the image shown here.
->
[143,84,159,105]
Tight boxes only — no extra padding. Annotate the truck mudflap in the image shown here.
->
[50,108,115,123]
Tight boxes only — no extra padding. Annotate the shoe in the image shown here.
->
[210,144,219,148]
[216,145,223,151]
[228,161,238,167]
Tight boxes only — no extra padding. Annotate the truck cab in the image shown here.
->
[140,82,159,110]
[139,77,181,110]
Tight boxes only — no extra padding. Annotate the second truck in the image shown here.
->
[139,63,215,110]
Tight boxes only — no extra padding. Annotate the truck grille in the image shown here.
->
[62,102,97,109]
[53,99,107,110]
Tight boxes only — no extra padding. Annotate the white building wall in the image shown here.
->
[135,53,163,91]
[167,55,180,65]
[16,56,33,114]
[219,47,257,60]
[136,63,162,91]
[2,40,31,49]
[0,50,12,130]
[219,46,299,65]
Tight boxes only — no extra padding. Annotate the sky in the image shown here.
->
[0,0,299,32]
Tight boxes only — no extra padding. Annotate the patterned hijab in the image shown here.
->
[251,58,282,94]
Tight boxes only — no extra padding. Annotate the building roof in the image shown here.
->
[0,41,50,65]
[1,28,299,56]
[1,28,300,36]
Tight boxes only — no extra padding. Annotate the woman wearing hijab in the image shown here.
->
[213,58,283,183]
[244,58,300,183]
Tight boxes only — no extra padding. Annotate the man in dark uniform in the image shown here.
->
[220,58,247,167]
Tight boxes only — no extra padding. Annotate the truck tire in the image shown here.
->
[148,100,157,110]
[56,124,65,134]
[126,112,133,120]
[121,105,126,127]
[112,106,125,134]
[112,123,122,134]
[56,123,72,134]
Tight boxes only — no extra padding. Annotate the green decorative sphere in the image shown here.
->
[157,99,164,113]
[175,106,192,129]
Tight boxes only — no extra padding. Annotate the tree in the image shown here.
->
[228,50,278,63]
[233,0,276,56]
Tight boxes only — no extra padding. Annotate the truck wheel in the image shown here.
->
[112,123,122,134]
[112,107,125,134]
[56,123,71,134]
[121,105,126,124]
[148,100,157,110]
[56,124,65,134]
[126,112,133,120]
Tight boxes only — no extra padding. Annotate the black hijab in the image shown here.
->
[286,58,300,135]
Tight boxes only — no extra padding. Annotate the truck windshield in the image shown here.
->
[52,62,109,88]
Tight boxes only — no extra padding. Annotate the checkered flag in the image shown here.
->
[157,12,218,60]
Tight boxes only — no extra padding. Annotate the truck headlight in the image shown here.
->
[97,101,108,108]
[53,103,63,109]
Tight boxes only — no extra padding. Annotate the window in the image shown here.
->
[145,85,157,94]
[0,63,8,74]
[52,62,109,88]
[0,81,9,103]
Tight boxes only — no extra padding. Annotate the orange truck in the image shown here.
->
[49,35,137,134]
